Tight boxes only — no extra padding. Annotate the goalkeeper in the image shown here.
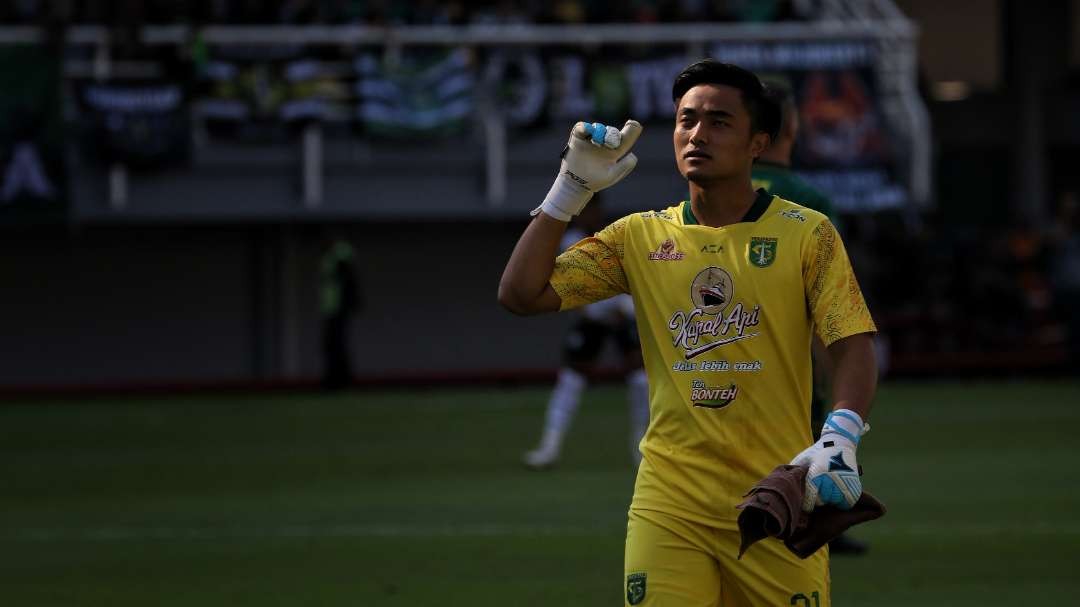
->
[499,60,877,606]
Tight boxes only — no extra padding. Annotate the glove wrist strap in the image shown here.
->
[532,172,593,222]
[822,408,867,447]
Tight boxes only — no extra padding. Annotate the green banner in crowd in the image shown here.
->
[0,45,66,225]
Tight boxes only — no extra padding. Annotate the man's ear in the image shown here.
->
[750,132,771,158]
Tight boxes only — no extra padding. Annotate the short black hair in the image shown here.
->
[671,59,780,142]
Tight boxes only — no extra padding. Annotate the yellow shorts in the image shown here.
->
[624,509,830,607]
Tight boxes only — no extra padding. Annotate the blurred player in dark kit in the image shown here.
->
[522,196,650,469]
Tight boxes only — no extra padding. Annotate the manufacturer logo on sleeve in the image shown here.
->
[648,238,685,261]
[749,237,778,268]
[779,209,807,222]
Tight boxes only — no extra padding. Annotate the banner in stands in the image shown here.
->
[78,82,191,169]
[710,41,904,212]
[354,48,475,138]
[196,44,351,138]
[487,42,904,212]
[0,46,66,224]
[187,41,905,211]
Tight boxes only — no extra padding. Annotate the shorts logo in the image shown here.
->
[691,380,739,408]
[627,572,647,605]
[749,237,778,268]
[648,238,685,261]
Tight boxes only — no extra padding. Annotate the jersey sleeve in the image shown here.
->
[549,214,631,311]
[803,218,876,345]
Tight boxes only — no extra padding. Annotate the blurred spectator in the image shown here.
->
[1049,191,1080,367]
[470,0,531,25]
[2,0,815,25]
[521,196,649,469]
[0,0,43,23]
[728,0,795,22]
[320,234,363,390]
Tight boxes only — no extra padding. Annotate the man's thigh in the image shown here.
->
[624,510,722,607]
[625,511,830,607]
[713,519,831,607]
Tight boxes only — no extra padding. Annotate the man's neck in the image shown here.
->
[688,178,760,227]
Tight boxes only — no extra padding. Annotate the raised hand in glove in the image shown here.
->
[532,120,643,222]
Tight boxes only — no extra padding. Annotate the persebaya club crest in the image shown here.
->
[627,572,647,605]
[749,237,778,268]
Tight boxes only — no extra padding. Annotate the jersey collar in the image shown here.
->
[682,188,774,226]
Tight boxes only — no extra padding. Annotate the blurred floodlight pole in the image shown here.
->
[108,164,127,210]
[484,112,507,207]
[302,122,323,208]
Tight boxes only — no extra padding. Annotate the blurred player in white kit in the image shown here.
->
[523,196,650,469]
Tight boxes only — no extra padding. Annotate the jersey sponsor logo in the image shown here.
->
[671,359,763,372]
[749,237,778,268]
[648,238,686,261]
[780,209,807,222]
[668,267,761,359]
[700,243,723,253]
[626,572,647,605]
[690,379,739,408]
[639,210,673,220]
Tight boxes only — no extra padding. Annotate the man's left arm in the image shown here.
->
[792,219,878,511]
[826,332,877,422]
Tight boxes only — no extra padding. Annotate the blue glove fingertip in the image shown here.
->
[812,475,850,510]
[589,121,606,145]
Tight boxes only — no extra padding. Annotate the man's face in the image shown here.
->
[673,84,769,184]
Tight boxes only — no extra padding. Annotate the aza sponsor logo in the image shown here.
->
[648,238,686,261]
[667,267,761,359]
[690,379,739,409]
[700,243,723,254]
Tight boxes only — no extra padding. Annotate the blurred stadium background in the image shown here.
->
[1,1,1078,605]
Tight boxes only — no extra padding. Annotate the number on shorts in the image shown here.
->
[790,591,821,607]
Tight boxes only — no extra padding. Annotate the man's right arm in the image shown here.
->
[497,119,642,316]
[497,212,567,315]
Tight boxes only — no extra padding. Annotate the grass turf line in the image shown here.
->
[1,380,1078,605]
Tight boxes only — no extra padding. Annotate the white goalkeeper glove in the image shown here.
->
[789,408,869,512]
[531,120,643,222]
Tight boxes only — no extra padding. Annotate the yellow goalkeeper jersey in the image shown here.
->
[549,190,876,525]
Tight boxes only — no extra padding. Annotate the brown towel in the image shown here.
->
[735,464,886,559]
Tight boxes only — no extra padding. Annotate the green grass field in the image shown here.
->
[2,380,1079,606]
